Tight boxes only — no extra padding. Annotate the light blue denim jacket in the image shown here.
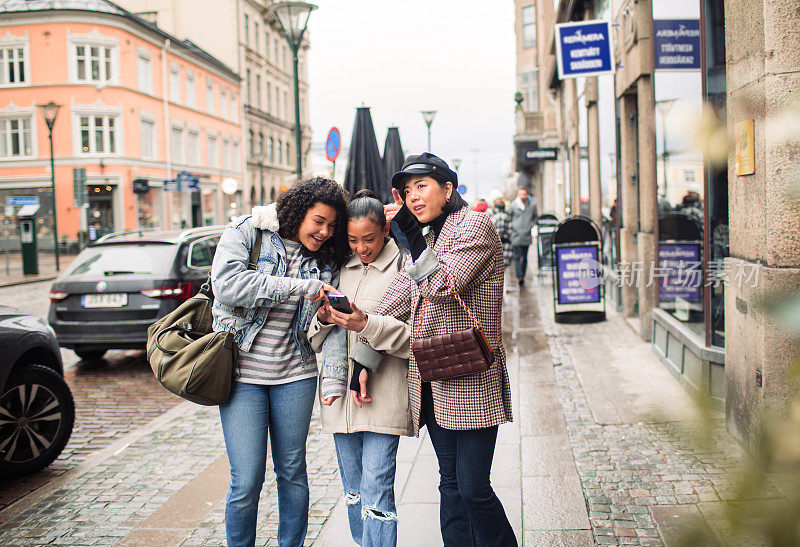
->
[210,204,347,378]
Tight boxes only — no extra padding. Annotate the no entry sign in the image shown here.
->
[325,127,341,162]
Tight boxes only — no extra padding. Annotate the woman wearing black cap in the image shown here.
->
[336,153,517,545]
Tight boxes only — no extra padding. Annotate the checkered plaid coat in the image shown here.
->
[490,209,513,267]
[374,207,513,433]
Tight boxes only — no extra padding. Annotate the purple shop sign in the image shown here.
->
[658,242,702,303]
[653,19,701,70]
[556,245,602,305]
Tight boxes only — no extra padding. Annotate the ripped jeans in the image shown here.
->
[333,432,400,546]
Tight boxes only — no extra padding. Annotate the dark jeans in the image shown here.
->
[512,245,529,280]
[422,385,517,547]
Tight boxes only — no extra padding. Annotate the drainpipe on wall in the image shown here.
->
[161,39,172,230]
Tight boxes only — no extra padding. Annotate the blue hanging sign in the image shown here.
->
[555,244,602,305]
[555,20,614,79]
[7,196,40,207]
[653,19,701,70]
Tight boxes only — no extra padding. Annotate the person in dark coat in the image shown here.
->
[508,186,538,285]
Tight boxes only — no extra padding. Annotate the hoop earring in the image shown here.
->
[446,196,451,204]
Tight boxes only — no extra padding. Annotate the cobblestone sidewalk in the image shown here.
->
[535,283,772,545]
[0,401,341,546]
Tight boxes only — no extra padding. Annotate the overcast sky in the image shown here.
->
[306,0,516,201]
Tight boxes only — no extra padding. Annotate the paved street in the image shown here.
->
[0,270,782,545]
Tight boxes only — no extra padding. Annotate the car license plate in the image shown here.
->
[82,293,128,308]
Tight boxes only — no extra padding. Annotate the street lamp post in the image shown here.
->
[37,101,62,271]
[421,110,437,152]
[269,2,317,177]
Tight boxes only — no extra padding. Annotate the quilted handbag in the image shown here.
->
[412,281,494,382]
[146,231,262,405]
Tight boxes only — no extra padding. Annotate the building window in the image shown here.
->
[188,129,200,164]
[265,32,270,60]
[136,53,152,93]
[233,140,240,169]
[221,87,228,120]
[684,169,696,182]
[171,126,184,163]
[0,46,27,86]
[139,118,155,159]
[245,69,251,105]
[222,138,231,169]
[80,115,117,154]
[206,80,214,114]
[207,134,218,167]
[284,91,288,122]
[254,22,259,51]
[268,137,274,163]
[230,92,238,122]
[0,118,32,157]
[258,132,264,155]
[169,65,180,103]
[266,82,271,113]
[277,139,282,164]
[244,14,249,45]
[75,44,114,82]
[248,130,254,158]
[519,70,539,112]
[256,74,262,109]
[284,46,289,71]
[286,142,291,166]
[522,5,537,48]
[185,71,195,108]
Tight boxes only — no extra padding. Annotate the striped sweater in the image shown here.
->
[235,238,319,385]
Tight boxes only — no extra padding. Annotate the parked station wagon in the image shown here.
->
[48,226,224,360]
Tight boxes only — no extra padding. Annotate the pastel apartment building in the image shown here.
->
[0,0,243,247]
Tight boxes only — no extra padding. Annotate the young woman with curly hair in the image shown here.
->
[211,177,350,547]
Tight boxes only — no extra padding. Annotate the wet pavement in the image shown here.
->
[0,268,779,545]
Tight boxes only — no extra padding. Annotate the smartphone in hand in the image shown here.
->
[326,292,353,314]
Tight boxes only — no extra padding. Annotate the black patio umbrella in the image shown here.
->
[343,107,387,203]
[382,126,405,194]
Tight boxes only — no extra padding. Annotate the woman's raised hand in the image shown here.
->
[306,282,337,302]
[384,188,404,223]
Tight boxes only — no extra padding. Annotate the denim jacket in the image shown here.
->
[210,203,347,377]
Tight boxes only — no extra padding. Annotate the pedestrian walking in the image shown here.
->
[488,190,513,269]
[210,177,350,547]
[348,153,517,546]
[508,186,538,286]
[308,189,412,546]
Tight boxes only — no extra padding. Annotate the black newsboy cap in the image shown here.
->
[390,152,458,192]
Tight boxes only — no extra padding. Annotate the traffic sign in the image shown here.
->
[164,179,180,192]
[457,185,467,195]
[326,127,341,162]
[555,20,614,79]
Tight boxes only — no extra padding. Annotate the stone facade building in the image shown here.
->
[116,0,312,211]
[530,0,800,452]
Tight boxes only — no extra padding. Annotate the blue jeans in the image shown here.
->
[512,245,529,281]
[219,377,317,547]
[422,385,517,547]
[333,432,400,546]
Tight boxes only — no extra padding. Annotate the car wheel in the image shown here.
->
[74,349,106,361]
[0,364,75,477]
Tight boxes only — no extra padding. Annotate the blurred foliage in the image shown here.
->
[672,100,800,546]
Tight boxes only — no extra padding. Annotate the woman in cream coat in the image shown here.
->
[309,189,411,547]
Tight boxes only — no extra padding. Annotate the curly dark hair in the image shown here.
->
[276,177,350,267]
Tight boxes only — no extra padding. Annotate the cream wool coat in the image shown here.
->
[309,238,413,437]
